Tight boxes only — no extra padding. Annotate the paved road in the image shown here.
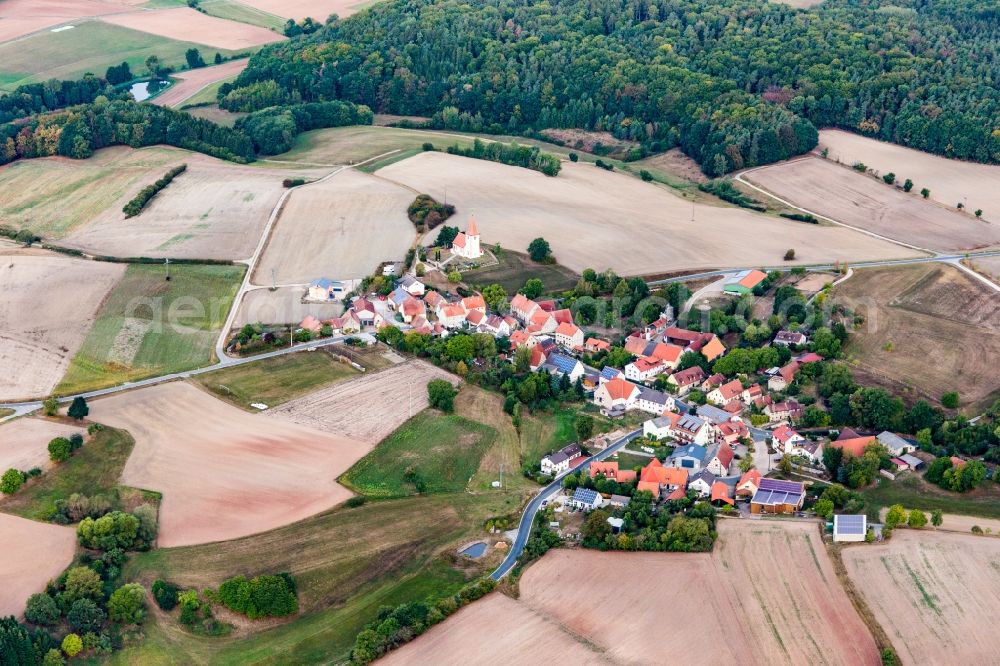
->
[490,429,642,580]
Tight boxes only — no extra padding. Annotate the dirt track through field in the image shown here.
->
[89,382,371,547]
[378,152,916,275]
[843,530,1000,664]
[0,418,86,473]
[100,7,284,49]
[382,521,879,665]
[0,513,76,617]
[819,129,1000,224]
[0,247,125,401]
[745,156,1000,252]
[152,58,248,108]
[254,168,416,283]
[265,360,458,444]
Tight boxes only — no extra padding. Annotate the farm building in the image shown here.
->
[307,278,349,301]
[750,478,805,514]
[833,514,867,542]
[723,269,767,295]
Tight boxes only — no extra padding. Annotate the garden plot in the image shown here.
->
[745,156,1000,252]
[819,129,1000,224]
[843,530,1000,665]
[254,168,416,284]
[265,360,458,444]
[0,513,76,617]
[0,418,86,473]
[89,382,371,547]
[100,7,284,50]
[0,247,125,401]
[378,152,916,276]
[386,521,879,665]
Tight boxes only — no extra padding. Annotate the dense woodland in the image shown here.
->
[221,0,1000,174]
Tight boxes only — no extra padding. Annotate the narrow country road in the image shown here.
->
[490,429,642,580]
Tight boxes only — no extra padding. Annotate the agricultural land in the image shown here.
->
[234,0,378,21]
[819,129,1000,223]
[379,151,918,275]
[0,513,76,617]
[743,156,1000,252]
[150,57,250,108]
[99,7,284,51]
[833,263,1000,411]
[0,246,125,401]
[843,530,1000,665]
[0,417,87,473]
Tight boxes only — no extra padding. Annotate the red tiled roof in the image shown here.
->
[718,379,744,401]
[711,481,735,505]
[452,232,467,248]
[715,442,735,469]
[602,378,639,401]
[738,269,767,289]
[552,308,573,325]
[586,338,611,351]
[830,436,876,457]
[624,336,648,355]
[462,295,486,310]
[556,321,580,337]
[671,366,707,386]
[590,461,619,479]
[650,343,683,363]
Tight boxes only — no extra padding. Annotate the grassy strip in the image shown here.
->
[0,426,142,521]
[861,475,1000,521]
[341,412,497,498]
[826,540,898,660]
[192,350,360,410]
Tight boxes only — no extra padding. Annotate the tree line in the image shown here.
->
[217,0,1000,174]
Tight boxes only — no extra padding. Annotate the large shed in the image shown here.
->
[834,514,867,542]
[750,478,805,514]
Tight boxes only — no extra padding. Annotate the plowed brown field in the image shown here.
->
[100,7,284,50]
[0,513,76,617]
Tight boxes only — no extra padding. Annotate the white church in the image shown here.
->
[450,215,483,260]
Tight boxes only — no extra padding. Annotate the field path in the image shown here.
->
[152,58,248,108]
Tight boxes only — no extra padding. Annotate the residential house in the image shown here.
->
[707,379,744,406]
[551,308,573,326]
[768,361,800,391]
[723,269,767,295]
[388,286,411,310]
[688,469,716,497]
[702,373,726,392]
[298,315,322,334]
[398,274,425,296]
[741,384,763,404]
[736,469,762,498]
[542,353,585,382]
[438,303,468,329]
[669,443,708,470]
[571,487,602,511]
[585,337,611,353]
[696,404,735,426]
[509,330,535,349]
[711,478,736,506]
[529,344,548,371]
[648,342,684,369]
[635,387,673,415]
[461,294,487,314]
[541,443,583,475]
[764,399,803,423]
[599,366,624,385]
[423,290,445,311]
[625,357,668,383]
[307,278,347,301]
[790,438,823,464]
[772,425,806,454]
[337,310,361,334]
[876,432,916,457]
[624,335,649,356]
[479,315,511,337]
[465,309,486,327]
[528,308,557,335]
[510,294,540,323]
[774,330,807,346]
[594,378,641,412]
[644,313,673,340]
[662,327,727,362]
[702,442,735,476]
[636,459,688,499]
[829,430,877,457]
[555,322,584,350]
[590,461,637,484]
[716,421,749,445]
[400,296,426,323]
[667,366,707,395]
[750,478,805,514]
[350,298,382,328]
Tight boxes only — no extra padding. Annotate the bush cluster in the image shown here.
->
[407,194,455,231]
[217,573,298,620]
[445,139,560,176]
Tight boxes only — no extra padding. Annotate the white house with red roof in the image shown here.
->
[400,296,426,323]
[437,302,468,329]
[528,308,557,334]
[668,366,707,395]
[451,215,483,259]
[772,424,806,453]
[461,294,486,313]
[510,293,540,323]
[707,378,744,406]
[624,357,668,382]
[593,377,641,411]
[554,322,584,350]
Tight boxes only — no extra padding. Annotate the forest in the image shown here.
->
[220,0,1000,174]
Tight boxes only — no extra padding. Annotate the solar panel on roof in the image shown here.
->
[835,514,866,535]
[758,478,803,493]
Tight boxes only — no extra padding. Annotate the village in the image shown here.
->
[272,216,962,550]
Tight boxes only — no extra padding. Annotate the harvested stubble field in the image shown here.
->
[0,417,86,473]
[0,513,76,617]
[234,286,344,326]
[100,7,284,50]
[57,263,242,395]
[745,156,1000,252]
[0,0,144,43]
[0,247,125,401]
[152,57,249,108]
[378,152,916,275]
[843,530,1000,664]
[235,0,376,21]
[254,168,416,283]
[0,20,245,90]
[834,263,1000,411]
[265,126,478,167]
[389,521,879,665]
[90,381,371,547]
[819,129,1000,224]
[265,360,458,444]
[968,256,1000,283]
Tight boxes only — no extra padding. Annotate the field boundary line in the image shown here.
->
[827,539,898,658]
[736,163,936,255]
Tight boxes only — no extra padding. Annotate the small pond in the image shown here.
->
[458,541,488,559]
[130,78,172,102]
